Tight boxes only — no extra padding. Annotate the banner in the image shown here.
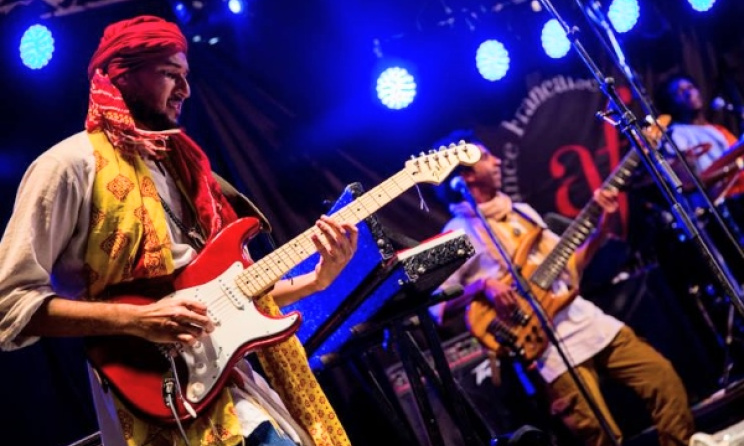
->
[478,75,632,236]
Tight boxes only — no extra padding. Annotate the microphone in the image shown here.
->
[449,175,468,193]
[711,97,744,117]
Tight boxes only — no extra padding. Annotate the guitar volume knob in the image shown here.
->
[189,382,205,399]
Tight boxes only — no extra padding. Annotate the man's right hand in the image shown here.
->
[126,298,215,345]
[482,278,521,313]
[21,296,214,346]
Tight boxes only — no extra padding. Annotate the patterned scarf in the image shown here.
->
[85,67,349,445]
[84,69,243,446]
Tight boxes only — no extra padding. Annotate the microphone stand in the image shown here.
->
[452,181,621,446]
[537,0,744,321]
[576,0,744,389]
[581,0,744,266]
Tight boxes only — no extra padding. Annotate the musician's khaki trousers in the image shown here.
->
[546,326,695,446]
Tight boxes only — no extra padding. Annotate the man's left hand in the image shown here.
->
[311,215,359,290]
[593,188,620,233]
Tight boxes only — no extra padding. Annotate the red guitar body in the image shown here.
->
[86,217,303,424]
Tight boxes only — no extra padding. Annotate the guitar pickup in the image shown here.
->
[219,272,245,309]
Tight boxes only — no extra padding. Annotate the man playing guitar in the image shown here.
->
[430,133,694,446]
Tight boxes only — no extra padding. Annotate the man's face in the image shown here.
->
[669,78,703,113]
[116,52,191,131]
[464,145,503,193]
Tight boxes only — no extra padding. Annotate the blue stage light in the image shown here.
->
[376,67,416,110]
[19,24,54,70]
[541,19,570,59]
[228,0,244,14]
[608,0,640,33]
[475,40,510,81]
[688,0,716,12]
[173,2,192,23]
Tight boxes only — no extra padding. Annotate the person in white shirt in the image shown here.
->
[654,74,738,174]
[0,15,358,446]
[430,134,694,446]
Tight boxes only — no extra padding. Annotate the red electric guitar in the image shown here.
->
[85,142,481,424]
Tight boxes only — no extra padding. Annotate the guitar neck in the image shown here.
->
[237,170,416,296]
[530,150,640,289]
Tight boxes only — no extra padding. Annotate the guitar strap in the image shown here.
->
[511,205,546,229]
[212,172,272,232]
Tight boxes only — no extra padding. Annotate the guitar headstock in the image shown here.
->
[404,141,482,185]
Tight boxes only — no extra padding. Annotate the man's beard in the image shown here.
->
[126,97,179,131]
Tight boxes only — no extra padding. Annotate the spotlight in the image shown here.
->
[228,0,244,14]
[541,19,570,59]
[173,2,192,23]
[608,0,640,33]
[688,0,716,12]
[476,40,510,81]
[19,24,54,70]
[376,67,416,110]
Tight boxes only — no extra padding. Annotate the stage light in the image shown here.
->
[376,67,416,110]
[173,2,192,23]
[608,0,640,33]
[541,19,570,59]
[475,40,510,81]
[688,0,716,12]
[228,0,243,14]
[19,24,54,70]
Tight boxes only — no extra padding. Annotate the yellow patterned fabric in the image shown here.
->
[85,130,243,446]
[113,390,242,446]
[84,130,173,298]
[256,295,351,446]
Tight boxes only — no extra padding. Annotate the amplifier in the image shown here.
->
[385,332,519,445]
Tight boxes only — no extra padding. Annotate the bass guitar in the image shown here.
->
[466,149,641,363]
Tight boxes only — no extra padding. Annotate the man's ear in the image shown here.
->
[113,73,130,89]
[461,169,476,184]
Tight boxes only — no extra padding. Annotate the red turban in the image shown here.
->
[87,15,187,80]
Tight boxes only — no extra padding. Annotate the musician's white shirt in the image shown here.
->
[433,199,623,383]
[0,131,308,445]
[667,123,732,173]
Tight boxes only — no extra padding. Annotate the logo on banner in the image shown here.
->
[487,75,630,231]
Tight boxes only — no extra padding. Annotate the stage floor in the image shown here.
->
[628,379,744,446]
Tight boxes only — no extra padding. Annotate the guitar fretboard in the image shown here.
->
[236,169,414,296]
[530,150,640,289]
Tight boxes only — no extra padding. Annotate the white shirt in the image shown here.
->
[0,131,307,445]
[434,201,623,383]
[668,123,732,173]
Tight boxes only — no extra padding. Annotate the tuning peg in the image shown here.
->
[419,151,426,157]
[458,139,467,146]
[428,149,437,154]
[448,143,457,149]
[438,145,446,152]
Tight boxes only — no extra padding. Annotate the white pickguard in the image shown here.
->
[168,262,300,403]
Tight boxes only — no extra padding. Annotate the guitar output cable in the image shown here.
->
[161,347,198,445]
[163,378,191,445]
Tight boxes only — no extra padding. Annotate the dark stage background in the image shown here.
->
[1,0,744,445]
